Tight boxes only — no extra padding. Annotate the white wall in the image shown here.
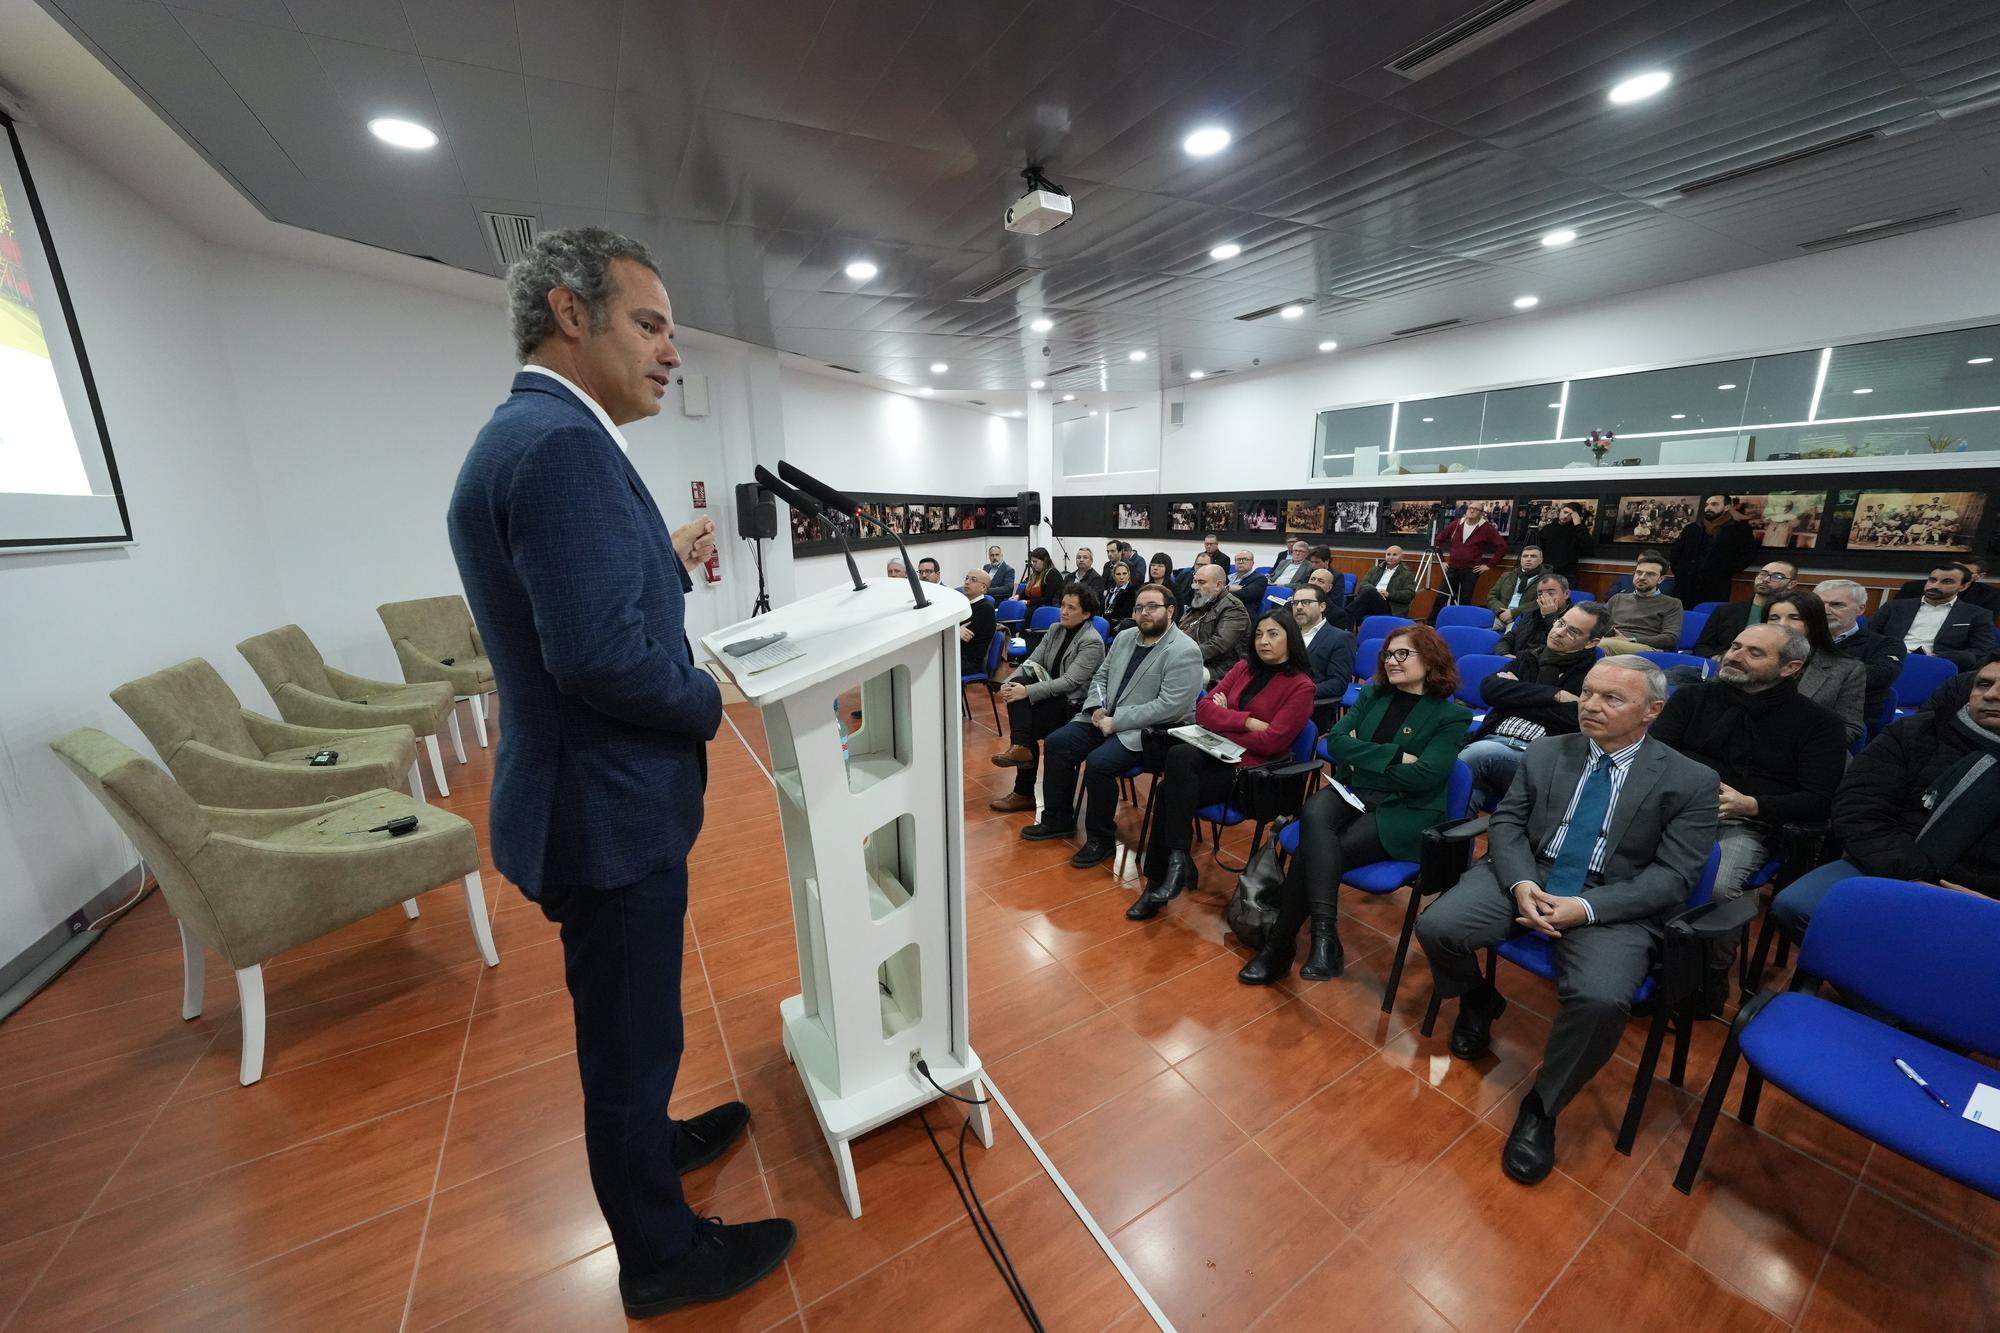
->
[0,130,289,957]
[1163,212,2000,493]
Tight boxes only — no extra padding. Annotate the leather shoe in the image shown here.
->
[1128,850,1199,919]
[670,1100,749,1174]
[1501,1091,1557,1185]
[1297,917,1344,981]
[1448,987,1507,1060]
[1070,838,1115,869]
[990,744,1035,768]
[988,790,1036,813]
[619,1216,798,1318]
[1020,820,1075,841]
[1237,941,1295,985]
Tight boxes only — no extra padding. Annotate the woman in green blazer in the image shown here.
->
[1239,624,1472,985]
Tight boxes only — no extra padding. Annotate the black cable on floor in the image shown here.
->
[915,1063,1044,1332]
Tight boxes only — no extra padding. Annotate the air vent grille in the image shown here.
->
[1798,208,1962,252]
[480,211,540,267]
[1047,362,1093,379]
[1392,318,1464,338]
[961,266,1043,302]
[1385,0,1567,78]
[1677,131,1880,195]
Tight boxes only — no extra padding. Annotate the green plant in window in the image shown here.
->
[1926,429,1963,453]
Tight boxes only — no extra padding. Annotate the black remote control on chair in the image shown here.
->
[309,749,339,766]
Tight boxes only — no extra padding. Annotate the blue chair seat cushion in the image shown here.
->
[1742,993,2000,1199]
[1200,802,1246,827]
[1273,822,1415,894]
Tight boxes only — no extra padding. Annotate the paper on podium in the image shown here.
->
[702,580,969,703]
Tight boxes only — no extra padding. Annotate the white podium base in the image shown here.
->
[778,993,991,1218]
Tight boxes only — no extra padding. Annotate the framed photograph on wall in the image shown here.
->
[1750,491,1827,549]
[991,503,1019,530]
[926,503,948,532]
[1386,499,1440,534]
[968,503,989,530]
[789,508,823,544]
[1515,496,1599,539]
[1203,499,1237,532]
[884,503,908,535]
[1242,499,1280,532]
[1329,499,1379,534]
[1469,497,1514,535]
[1613,495,1698,544]
[942,504,960,529]
[1285,498,1327,533]
[1168,500,1198,532]
[905,504,930,535]
[1845,490,1988,553]
[1117,501,1153,531]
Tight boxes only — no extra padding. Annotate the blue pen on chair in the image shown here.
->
[1895,1057,1952,1110]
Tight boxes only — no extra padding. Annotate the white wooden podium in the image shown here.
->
[701,578,990,1218]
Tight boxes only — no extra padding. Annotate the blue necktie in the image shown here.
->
[1546,757,1614,896]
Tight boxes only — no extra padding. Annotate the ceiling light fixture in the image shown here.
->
[1029,379,1046,390]
[1183,126,1231,156]
[1717,383,1737,390]
[1317,340,1337,352]
[368,117,438,149]
[1852,387,1873,394]
[1421,417,1435,423]
[1671,413,1686,420]
[1189,370,1206,379]
[1540,228,1577,248]
[1607,70,1672,105]
[1062,393,1076,401]
[929,362,948,373]
[1970,357,1994,365]
[1088,409,1100,416]
[1512,295,1540,309]
[1030,317,1054,332]
[1547,402,1562,409]
[1128,350,1147,361]
[1208,242,1242,260]
[1279,304,1305,319]
[918,386,934,396]
[843,260,878,280]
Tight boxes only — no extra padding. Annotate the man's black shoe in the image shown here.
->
[620,1216,798,1318]
[671,1100,750,1174]
[1070,838,1115,868]
[1020,820,1075,841]
[1501,1091,1557,1185]
[1448,987,1507,1060]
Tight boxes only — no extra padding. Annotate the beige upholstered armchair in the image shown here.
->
[377,595,497,751]
[50,729,496,1085]
[111,658,421,809]
[236,624,458,796]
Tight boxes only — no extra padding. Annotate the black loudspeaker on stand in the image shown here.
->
[1018,488,1042,569]
[735,482,777,615]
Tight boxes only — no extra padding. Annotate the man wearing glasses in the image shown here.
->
[1692,558,1797,659]
[1461,602,1611,810]
[1025,584,1203,868]
[1287,585,1356,730]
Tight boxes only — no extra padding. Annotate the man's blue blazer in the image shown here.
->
[448,372,721,897]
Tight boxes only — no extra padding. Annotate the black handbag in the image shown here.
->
[1224,823,1289,948]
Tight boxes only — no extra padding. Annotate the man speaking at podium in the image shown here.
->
[448,227,796,1317]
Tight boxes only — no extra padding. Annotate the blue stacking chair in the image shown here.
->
[1200,722,1318,867]
[1675,878,2000,1198]
[1359,614,1413,643]
[1637,651,1711,681]
[1439,624,1501,658]
[1009,605,1060,661]
[1568,589,1593,605]
[1276,760,1475,1013]
[1342,639,1385,708]
[960,629,1006,731]
[1263,586,1297,615]
[1453,653,1510,728]
[1252,565,1271,576]
[1436,605,1495,631]
[1091,615,1111,643]
[1690,601,1728,618]
[995,597,1027,628]
[1676,611,1710,653]
[1888,654,1958,722]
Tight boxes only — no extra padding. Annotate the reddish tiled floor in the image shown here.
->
[5,698,1993,1332]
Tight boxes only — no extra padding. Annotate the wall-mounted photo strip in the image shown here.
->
[1746,491,1826,549]
[858,501,884,533]
[934,504,954,531]
[1329,499,1379,534]
[966,504,988,530]
[1386,498,1440,535]
[1285,498,1327,533]
[1613,495,1697,544]
[1242,498,1281,532]
[1845,490,1988,553]
[824,509,856,540]
[905,504,931,535]
[1168,500,1198,532]
[884,503,909,535]
[789,508,823,543]
[1515,496,1599,539]
[991,503,1020,529]
[1116,501,1153,531]
[1203,499,1237,532]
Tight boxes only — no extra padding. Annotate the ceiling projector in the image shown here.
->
[1005,188,1072,236]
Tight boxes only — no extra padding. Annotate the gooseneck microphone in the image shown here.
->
[754,465,865,593]
[778,461,930,610]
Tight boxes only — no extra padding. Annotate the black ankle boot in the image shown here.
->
[1297,917,1344,980]
[1237,936,1295,985]
[1127,851,1199,921]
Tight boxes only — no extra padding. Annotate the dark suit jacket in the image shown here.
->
[448,372,720,896]
[1830,625,1904,725]
[1303,623,1357,709]
[1230,572,1269,614]
[1869,597,1998,671]
[1893,578,1999,614]
[1691,598,1763,658]
[961,595,997,676]
[1491,734,1718,927]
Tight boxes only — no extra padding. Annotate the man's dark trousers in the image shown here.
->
[537,862,697,1269]
[1040,720,1131,839]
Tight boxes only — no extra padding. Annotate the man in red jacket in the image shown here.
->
[1436,501,1509,608]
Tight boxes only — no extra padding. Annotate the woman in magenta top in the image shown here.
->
[1126,610,1316,920]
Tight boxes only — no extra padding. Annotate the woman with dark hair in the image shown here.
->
[1531,501,1596,582]
[1147,551,1176,589]
[1764,590,1867,743]
[1128,610,1316,919]
[1018,547,1065,611]
[1102,558,1138,624]
[1239,623,1471,984]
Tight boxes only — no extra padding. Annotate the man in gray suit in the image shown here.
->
[1027,582,1203,868]
[1418,655,1718,1185]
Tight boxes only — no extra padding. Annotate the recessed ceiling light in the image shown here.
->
[1421,417,1435,423]
[1030,317,1054,333]
[1188,370,1206,379]
[918,386,934,396]
[1029,379,1046,389]
[1062,393,1076,401]
[1208,242,1242,260]
[1279,304,1305,319]
[1547,402,1562,409]
[843,260,877,280]
[1540,228,1577,248]
[1717,383,1737,390]
[1607,70,1672,105]
[1970,357,1993,365]
[1010,410,1022,417]
[1512,295,1540,310]
[1128,350,1147,362]
[1317,340,1337,352]
[929,362,948,374]
[1183,126,1231,157]
[1670,413,1686,420]
[1852,387,1873,394]
[1088,409,1100,416]
[368,117,438,149]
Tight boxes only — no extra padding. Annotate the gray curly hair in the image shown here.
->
[506,226,661,362]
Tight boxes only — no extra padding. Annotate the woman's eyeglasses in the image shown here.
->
[1382,647,1417,664]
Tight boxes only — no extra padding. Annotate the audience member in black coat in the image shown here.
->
[1069,548,1106,599]
[1460,602,1609,809]
[1017,547,1065,611]
[1892,558,1997,614]
[1226,549,1268,616]
[958,569,998,676]
[1288,583,1357,729]
[1668,495,1759,607]
[1102,560,1138,625]
[1814,578,1904,728]
[1496,574,1569,656]
[1528,501,1595,581]
[1690,558,1798,658]
[1870,562,1999,670]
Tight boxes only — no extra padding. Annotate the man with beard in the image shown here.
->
[1179,560,1250,683]
[1870,562,1998,670]
[1669,495,1759,607]
[1487,545,1549,631]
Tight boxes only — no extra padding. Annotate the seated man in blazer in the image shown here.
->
[1890,557,1997,614]
[1286,583,1357,730]
[1689,558,1797,658]
[983,544,1016,599]
[1350,546,1418,620]
[1268,538,1313,587]
[957,568,997,675]
[1226,549,1269,615]
[1871,562,1998,671]
[1027,583,1203,869]
[1418,655,1717,1186]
